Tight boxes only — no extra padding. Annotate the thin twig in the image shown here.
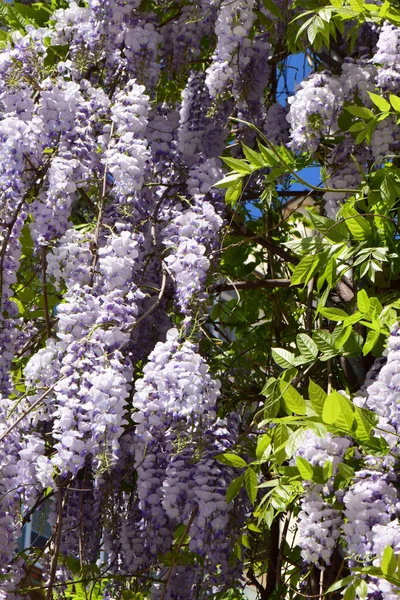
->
[319,568,324,600]
[46,486,64,600]
[0,376,65,444]
[22,489,55,526]
[123,269,167,334]
[276,509,292,588]
[210,279,292,292]
[160,505,199,600]
[90,121,115,286]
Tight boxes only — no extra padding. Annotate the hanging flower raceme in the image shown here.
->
[132,329,242,596]
[294,431,352,567]
[287,72,343,153]
[162,199,223,315]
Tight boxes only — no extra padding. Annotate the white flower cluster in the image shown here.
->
[297,491,342,565]
[132,330,240,595]
[263,103,290,145]
[296,430,352,473]
[46,229,94,290]
[340,60,377,105]
[370,115,398,163]
[147,106,179,164]
[105,80,150,201]
[205,0,256,98]
[295,431,351,566]
[287,72,344,153]
[186,158,224,197]
[354,324,400,452]
[374,22,400,92]
[162,200,223,314]
[161,3,215,75]
[343,470,400,560]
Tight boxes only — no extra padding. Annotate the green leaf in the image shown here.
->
[257,142,279,166]
[245,467,258,505]
[355,129,367,144]
[241,144,265,169]
[323,391,353,430]
[296,333,318,361]
[338,462,354,481]
[225,179,243,206]
[354,580,369,600]
[221,156,252,174]
[340,205,372,240]
[279,381,307,415]
[256,435,271,460]
[326,576,356,594]
[345,105,374,120]
[323,460,333,481]
[313,330,338,359]
[308,211,349,242]
[382,545,397,576]
[349,0,362,11]
[216,453,247,468]
[389,93,400,112]
[285,428,306,457]
[308,379,327,415]
[322,392,341,425]
[214,173,244,188]
[320,307,348,321]
[226,474,245,503]
[357,289,370,314]
[367,92,391,112]
[325,257,336,288]
[334,325,352,349]
[272,348,296,369]
[296,456,314,480]
[353,406,378,444]
[274,423,289,465]
[363,329,380,355]
[348,121,366,133]
[343,585,356,600]
[290,254,320,286]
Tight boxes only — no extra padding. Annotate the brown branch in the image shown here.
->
[231,221,300,265]
[46,486,64,600]
[265,517,280,598]
[22,489,55,526]
[210,279,292,293]
[276,509,292,588]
